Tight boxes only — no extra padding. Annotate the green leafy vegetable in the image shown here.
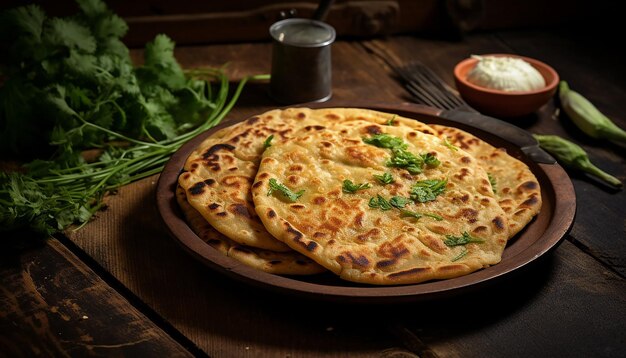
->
[421,153,441,167]
[399,209,443,221]
[342,179,371,193]
[373,172,394,185]
[385,115,397,126]
[0,1,266,235]
[451,248,468,262]
[362,133,406,149]
[443,231,484,247]
[368,195,392,211]
[386,147,440,174]
[268,178,304,202]
[263,134,274,149]
[487,173,497,193]
[389,196,410,208]
[442,137,458,151]
[410,179,447,203]
[386,147,424,174]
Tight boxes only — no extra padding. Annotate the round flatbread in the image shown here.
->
[431,125,542,237]
[178,109,321,251]
[252,119,509,285]
[175,185,326,275]
[178,107,436,252]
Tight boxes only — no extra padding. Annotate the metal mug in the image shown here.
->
[269,18,336,104]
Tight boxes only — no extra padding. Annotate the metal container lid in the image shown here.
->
[270,18,336,47]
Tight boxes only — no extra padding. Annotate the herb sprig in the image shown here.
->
[342,179,371,193]
[0,1,266,235]
[268,178,305,202]
[410,179,448,203]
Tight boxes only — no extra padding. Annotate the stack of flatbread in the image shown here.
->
[177,108,542,285]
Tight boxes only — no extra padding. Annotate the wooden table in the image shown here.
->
[2,28,625,358]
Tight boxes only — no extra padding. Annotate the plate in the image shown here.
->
[156,102,576,304]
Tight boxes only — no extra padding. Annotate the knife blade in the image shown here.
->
[439,108,556,164]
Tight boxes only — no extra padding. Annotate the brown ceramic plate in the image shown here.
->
[156,102,576,304]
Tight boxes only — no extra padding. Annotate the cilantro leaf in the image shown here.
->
[385,115,396,126]
[268,178,304,202]
[389,196,410,208]
[362,133,406,149]
[263,134,274,149]
[386,147,424,174]
[421,153,441,167]
[488,173,497,193]
[410,179,447,203]
[45,17,97,53]
[443,231,484,247]
[342,179,371,193]
[373,172,394,185]
[451,247,468,262]
[138,34,186,91]
[442,137,458,151]
[399,209,443,221]
[368,195,392,211]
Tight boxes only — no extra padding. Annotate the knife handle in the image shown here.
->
[439,109,556,164]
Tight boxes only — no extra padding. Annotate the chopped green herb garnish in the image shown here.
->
[399,209,422,219]
[410,179,447,203]
[342,179,371,193]
[268,178,304,202]
[399,209,443,221]
[385,115,397,126]
[451,248,468,262]
[389,196,410,208]
[421,153,441,167]
[386,147,424,174]
[263,134,274,149]
[424,212,444,221]
[373,172,394,185]
[443,137,458,151]
[386,148,440,174]
[443,231,484,247]
[368,195,392,211]
[362,133,407,149]
[487,173,497,193]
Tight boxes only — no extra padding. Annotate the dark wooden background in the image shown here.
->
[1,1,625,357]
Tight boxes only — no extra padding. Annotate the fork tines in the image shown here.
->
[394,61,467,110]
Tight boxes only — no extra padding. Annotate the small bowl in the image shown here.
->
[453,54,559,117]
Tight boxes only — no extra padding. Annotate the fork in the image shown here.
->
[393,60,471,111]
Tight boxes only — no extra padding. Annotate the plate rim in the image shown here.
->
[155,103,576,303]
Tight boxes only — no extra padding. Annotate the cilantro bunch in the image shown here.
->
[0,0,265,235]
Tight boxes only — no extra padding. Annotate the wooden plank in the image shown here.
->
[0,237,193,357]
[66,175,413,357]
[489,30,626,277]
[397,240,626,357]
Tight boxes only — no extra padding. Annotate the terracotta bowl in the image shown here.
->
[453,54,559,118]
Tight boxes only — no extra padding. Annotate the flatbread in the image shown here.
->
[431,125,542,237]
[175,185,326,275]
[252,118,509,285]
[178,107,437,251]
[178,109,321,251]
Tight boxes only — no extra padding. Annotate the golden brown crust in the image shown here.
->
[252,117,509,285]
[176,107,540,285]
[175,185,326,275]
[431,125,542,237]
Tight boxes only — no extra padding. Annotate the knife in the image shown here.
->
[437,107,556,164]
